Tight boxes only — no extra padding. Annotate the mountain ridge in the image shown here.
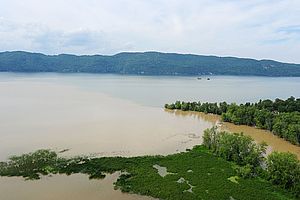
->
[1,51,300,76]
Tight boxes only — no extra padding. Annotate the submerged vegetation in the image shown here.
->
[1,128,299,199]
[165,97,300,145]
[0,149,60,180]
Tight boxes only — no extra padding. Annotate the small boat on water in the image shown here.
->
[207,78,210,80]
[197,77,202,80]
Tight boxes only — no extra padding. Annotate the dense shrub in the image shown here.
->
[234,164,254,178]
[267,152,300,197]
[203,127,266,169]
[203,127,300,198]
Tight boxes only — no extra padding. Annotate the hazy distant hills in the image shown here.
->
[1,51,300,76]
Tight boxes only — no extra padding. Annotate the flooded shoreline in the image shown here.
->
[167,110,300,159]
[1,73,299,199]
[0,81,212,160]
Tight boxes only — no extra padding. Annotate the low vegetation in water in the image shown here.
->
[0,149,61,180]
[165,97,300,145]
[1,128,299,199]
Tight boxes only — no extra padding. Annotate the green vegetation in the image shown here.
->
[0,149,61,180]
[165,97,300,145]
[1,129,299,199]
[267,152,300,195]
[1,51,300,76]
[203,127,300,197]
[203,127,267,175]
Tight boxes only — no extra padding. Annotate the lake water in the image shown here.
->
[0,73,300,199]
[0,173,154,200]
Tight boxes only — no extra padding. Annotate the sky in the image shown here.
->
[0,0,300,63]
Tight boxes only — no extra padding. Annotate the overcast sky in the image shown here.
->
[0,0,299,63]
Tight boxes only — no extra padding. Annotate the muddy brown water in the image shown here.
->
[0,80,209,200]
[0,73,299,199]
[0,173,154,200]
[169,110,300,159]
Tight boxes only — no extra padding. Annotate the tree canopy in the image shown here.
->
[165,97,300,145]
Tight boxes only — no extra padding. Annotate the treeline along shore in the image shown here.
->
[165,97,300,145]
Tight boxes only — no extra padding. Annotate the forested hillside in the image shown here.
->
[1,51,300,76]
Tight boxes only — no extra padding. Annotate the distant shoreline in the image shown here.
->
[1,51,300,77]
[0,71,299,78]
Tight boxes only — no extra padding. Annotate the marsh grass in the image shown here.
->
[0,146,295,200]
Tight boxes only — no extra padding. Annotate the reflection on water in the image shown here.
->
[169,110,300,159]
[165,109,220,123]
[0,173,155,200]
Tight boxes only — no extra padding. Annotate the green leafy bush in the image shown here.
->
[267,152,300,197]
[203,127,266,168]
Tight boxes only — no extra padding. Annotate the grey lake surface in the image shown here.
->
[60,74,299,106]
[1,73,299,107]
[0,73,300,200]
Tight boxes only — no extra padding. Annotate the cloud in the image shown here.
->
[32,29,111,54]
[278,25,300,36]
[0,0,300,62]
[0,19,134,55]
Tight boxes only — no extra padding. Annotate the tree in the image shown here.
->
[267,152,300,196]
[175,101,181,109]
[203,127,267,168]
[166,97,300,145]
